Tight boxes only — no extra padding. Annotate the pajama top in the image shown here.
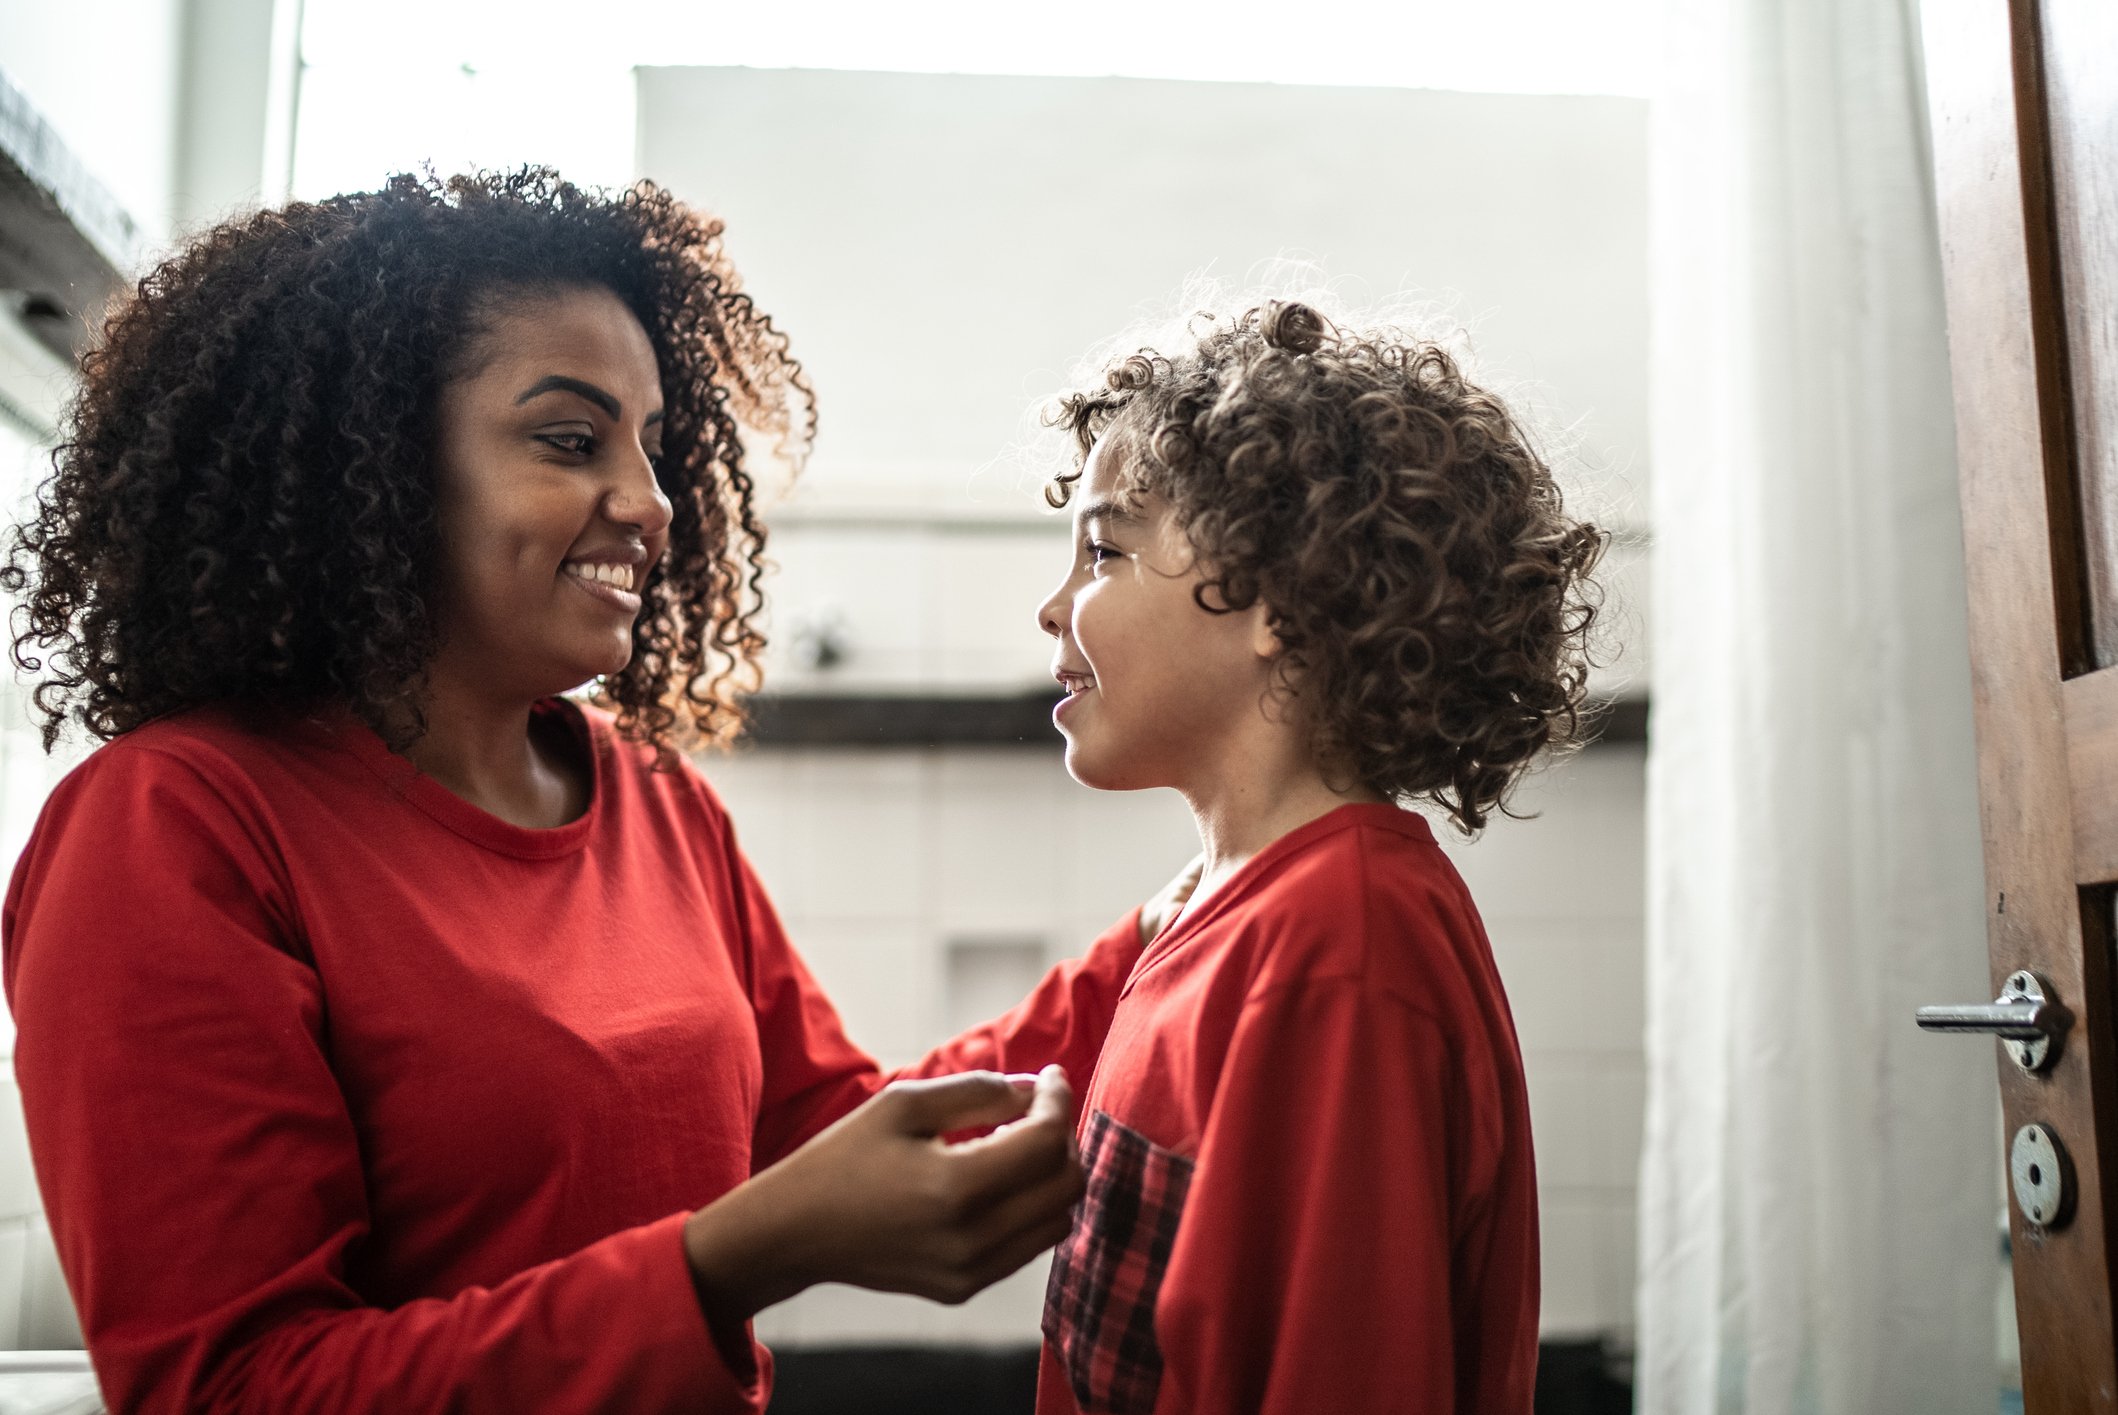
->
[2,700,1142,1414]
[1035,803,1540,1415]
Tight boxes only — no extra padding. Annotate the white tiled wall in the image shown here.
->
[0,752,93,1354]
[0,414,94,1356]
[1446,746,1649,1339]
[0,1062,74,1353]
[703,740,1648,1347]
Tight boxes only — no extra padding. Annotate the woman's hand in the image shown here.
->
[1139,854,1206,942]
[683,1066,1084,1326]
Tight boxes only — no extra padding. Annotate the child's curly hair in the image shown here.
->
[5,167,812,754]
[1049,300,1604,832]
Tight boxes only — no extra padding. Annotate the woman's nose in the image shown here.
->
[607,449,674,535]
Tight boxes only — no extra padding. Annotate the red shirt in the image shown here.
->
[3,701,1140,1414]
[1035,804,1540,1415]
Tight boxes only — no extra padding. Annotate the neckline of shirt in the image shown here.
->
[329,696,607,860]
[1126,801,1436,990]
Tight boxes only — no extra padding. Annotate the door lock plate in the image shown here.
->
[2010,1122,2073,1230]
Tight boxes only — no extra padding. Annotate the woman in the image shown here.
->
[1,170,1162,1413]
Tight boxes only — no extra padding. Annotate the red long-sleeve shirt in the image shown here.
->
[1035,804,1540,1415]
[2,700,1141,1414]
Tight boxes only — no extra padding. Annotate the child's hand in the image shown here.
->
[1140,854,1206,941]
[682,1066,1084,1320]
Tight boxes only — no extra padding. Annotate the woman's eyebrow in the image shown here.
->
[514,374,621,419]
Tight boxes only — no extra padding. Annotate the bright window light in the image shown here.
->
[295,0,1655,199]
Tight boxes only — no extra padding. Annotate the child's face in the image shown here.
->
[1037,439,1281,791]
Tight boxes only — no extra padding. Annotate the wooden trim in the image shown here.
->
[1923,0,2118,1399]
[2067,665,2118,884]
[2038,0,2118,669]
[2009,0,2097,674]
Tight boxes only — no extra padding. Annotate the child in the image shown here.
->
[1030,300,1602,1414]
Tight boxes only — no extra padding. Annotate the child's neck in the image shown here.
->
[1177,735,1386,919]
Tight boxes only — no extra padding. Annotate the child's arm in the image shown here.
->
[1154,979,1537,1414]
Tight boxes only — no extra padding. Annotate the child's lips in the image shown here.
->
[1053,671,1096,725]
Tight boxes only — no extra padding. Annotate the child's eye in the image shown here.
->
[1085,541,1118,567]
[536,432,597,457]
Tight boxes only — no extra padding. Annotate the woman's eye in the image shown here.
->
[1086,541,1118,568]
[536,432,597,457]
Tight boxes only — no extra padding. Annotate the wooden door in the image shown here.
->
[1921,0,2118,1405]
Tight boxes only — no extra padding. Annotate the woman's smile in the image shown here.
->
[562,556,647,613]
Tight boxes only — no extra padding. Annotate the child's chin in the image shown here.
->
[1062,741,1159,793]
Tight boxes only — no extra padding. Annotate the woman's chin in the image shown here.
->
[527,645,633,702]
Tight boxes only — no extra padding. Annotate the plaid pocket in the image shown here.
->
[1042,1109,1195,1415]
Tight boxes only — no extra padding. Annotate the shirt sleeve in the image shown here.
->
[3,749,757,1415]
[1151,981,1480,1414]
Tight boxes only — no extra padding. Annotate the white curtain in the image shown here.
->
[1638,0,2000,1410]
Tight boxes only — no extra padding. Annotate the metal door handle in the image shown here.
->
[1916,970,2067,1072]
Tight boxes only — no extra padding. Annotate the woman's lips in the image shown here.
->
[562,568,643,614]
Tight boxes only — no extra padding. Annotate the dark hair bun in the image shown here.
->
[1259,300,1331,355]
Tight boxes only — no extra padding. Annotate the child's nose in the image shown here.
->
[1035,583,1068,639]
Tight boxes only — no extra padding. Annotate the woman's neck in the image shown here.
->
[395,676,587,830]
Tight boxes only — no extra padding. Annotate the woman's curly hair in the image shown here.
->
[1049,300,1604,832]
[5,167,813,753]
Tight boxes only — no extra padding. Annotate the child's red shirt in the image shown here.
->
[1032,803,1539,1415]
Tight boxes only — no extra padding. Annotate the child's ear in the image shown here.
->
[1249,603,1286,661]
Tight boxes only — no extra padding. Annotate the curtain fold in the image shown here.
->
[1638,0,1999,1409]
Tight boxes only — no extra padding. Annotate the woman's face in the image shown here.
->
[429,285,672,703]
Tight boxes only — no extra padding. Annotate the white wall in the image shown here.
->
[1458,747,1647,1338]
[0,0,186,240]
[1,0,285,247]
[641,66,1654,701]
[636,68,1649,529]
[171,0,285,230]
